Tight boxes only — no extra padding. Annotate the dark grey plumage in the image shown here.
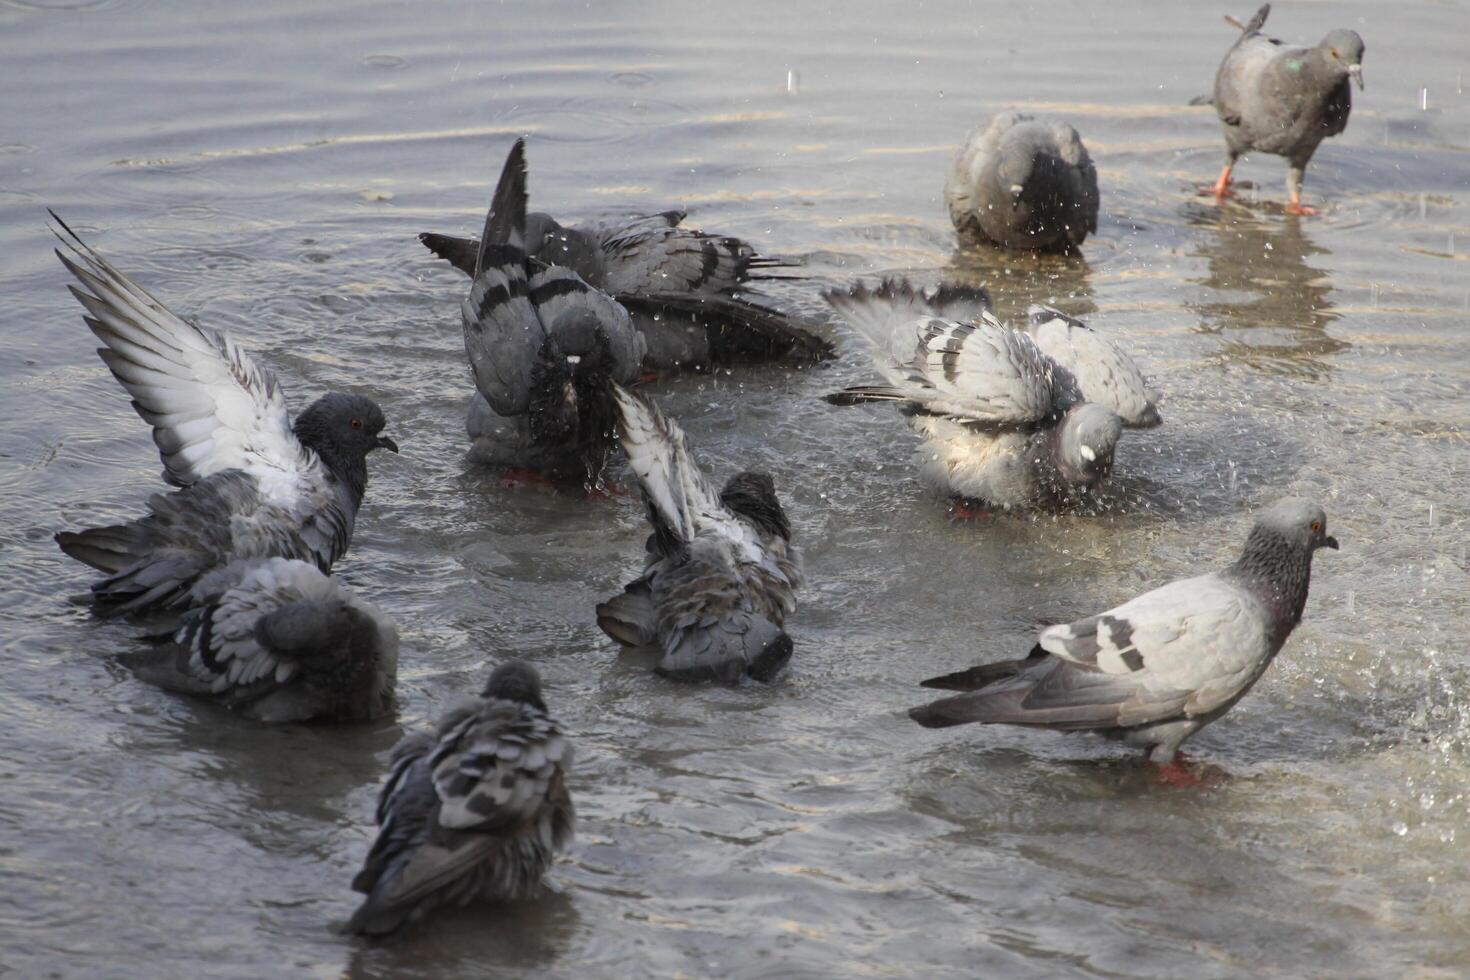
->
[49,214,397,617]
[448,140,644,485]
[422,207,831,370]
[347,662,574,936]
[910,498,1340,764]
[1206,4,1365,214]
[944,111,1099,253]
[822,279,1123,509]
[122,557,398,722]
[596,385,801,683]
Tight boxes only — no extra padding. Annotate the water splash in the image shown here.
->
[786,70,800,96]
[1419,87,1429,111]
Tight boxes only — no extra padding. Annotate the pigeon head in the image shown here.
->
[720,471,791,541]
[524,212,565,251]
[482,661,547,710]
[293,393,397,497]
[526,214,607,287]
[1056,403,1122,486]
[1318,30,1365,89]
[1253,498,1340,553]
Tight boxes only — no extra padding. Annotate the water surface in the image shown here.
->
[2,0,1468,976]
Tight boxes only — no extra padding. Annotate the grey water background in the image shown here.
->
[1,0,1467,976]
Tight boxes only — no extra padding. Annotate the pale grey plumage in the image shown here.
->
[910,499,1340,763]
[945,112,1099,253]
[452,139,644,485]
[422,208,831,369]
[596,385,801,683]
[1026,306,1161,429]
[348,662,574,936]
[823,279,1123,509]
[122,557,398,722]
[1208,4,1364,210]
[49,213,397,616]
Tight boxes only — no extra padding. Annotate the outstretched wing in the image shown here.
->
[597,223,766,297]
[1027,306,1159,428]
[51,212,308,493]
[609,384,725,551]
[459,139,547,416]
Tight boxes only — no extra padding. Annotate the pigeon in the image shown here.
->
[1026,306,1162,429]
[596,384,801,683]
[944,111,1099,253]
[49,213,398,617]
[1203,4,1365,215]
[422,205,832,370]
[121,557,398,722]
[910,498,1340,770]
[823,279,1122,510]
[446,139,645,485]
[346,662,575,936]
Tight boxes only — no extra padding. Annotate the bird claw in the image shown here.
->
[1147,754,1225,788]
[1284,202,1319,217]
[584,482,625,500]
[948,499,991,522]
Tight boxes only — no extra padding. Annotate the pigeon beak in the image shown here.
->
[1078,445,1097,462]
[1009,183,1025,196]
[1323,535,1340,550]
[1347,64,1363,90]
[375,435,399,454]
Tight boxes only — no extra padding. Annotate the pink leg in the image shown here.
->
[1210,164,1234,201]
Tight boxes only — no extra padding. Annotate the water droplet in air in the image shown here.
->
[1393,822,1409,837]
[786,70,801,96]
[1419,87,1429,111]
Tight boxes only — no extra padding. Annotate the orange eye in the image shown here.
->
[1310,521,1322,532]
[1330,47,1339,59]
[350,418,362,430]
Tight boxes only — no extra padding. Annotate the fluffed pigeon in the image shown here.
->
[448,139,645,485]
[823,279,1123,510]
[121,557,398,722]
[50,213,398,617]
[422,206,832,370]
[944,111,1099,253]
[346,662,575,936]
[910,498,1340,766]
[1204,4,1365,215]
[1026,306,1161,429]
[596,384,801,683]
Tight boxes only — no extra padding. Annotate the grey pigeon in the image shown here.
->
[347,662,574,936]
[1204,4,1364,214]
[910,498,1339,766]
[823,279,1122,510]
[49,213,398,617]
[423,207,831,370]
[1026,306,1161,429]
[122,557,398,722]
[450,140,645,486]
[944,111,1099,253]
[596,385,801,683]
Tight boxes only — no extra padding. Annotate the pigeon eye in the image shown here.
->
[1310,521,1322,533]
[1330,48,1339,59]
[350,418,363,430]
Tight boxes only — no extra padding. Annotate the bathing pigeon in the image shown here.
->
[121,557,398,722]
[823,279,1122,509]
[1205,4,1365,215]
[944,111,1099,253]
[1026,306,1161,429]
[447,139,645,485]
[910,498,1340,768]
[49,213,398,617]
[422,207,831,370]
[347,662,575,936]
[596,384,801,683]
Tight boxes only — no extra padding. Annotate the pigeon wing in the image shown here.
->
[1027,306,1159,427]
[51,214,310,496]
[609,384,725,550]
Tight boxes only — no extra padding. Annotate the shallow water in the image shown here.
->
[2,0,1468,976]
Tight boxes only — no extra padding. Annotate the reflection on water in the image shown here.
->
[1186,202,1350,377]
[946,243,1095,320]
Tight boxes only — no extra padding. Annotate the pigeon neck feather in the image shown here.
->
[1227,526,1314,646]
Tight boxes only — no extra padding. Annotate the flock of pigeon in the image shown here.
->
[50,5,1359,937]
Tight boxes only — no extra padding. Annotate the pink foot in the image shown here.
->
[501,468,557,490]
[584,481,626,500]
[948,499,991,521]
[1147,752,1224,788]
[1207,165,1234,202]
[1285,201,1319,217]
[637,372,660,385]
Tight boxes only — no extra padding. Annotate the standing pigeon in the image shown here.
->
[1026,306,1161,429]
[1205,4,1365,215]
[50,214,398,617]
[121,557,398,722]
[944,112,1099,253]
[422,207,831,370]
[448,140,645,485]
[823,279,1123,510]
[346,662,574,936]
[910,499,1340,773]
[596,385,801,683]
